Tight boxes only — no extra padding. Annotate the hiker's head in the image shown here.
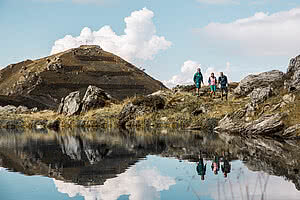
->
[220,72,224,76]
[197,68,201,73]
[201,175,205,181]
[211,72,214,77]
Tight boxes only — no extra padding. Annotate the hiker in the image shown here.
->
[196,154,207,180]
[193,68,204,97]
[221,156,231,178]
[218,72,228,100]
[211,155,220,175]
[208,73,217,98]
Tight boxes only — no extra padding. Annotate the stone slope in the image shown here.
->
[0,45,166,109]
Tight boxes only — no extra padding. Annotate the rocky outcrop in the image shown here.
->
[57,91,81,116]
[249,86,272,104]
[234,70,284,97]
[283,124,300,138]
[0,105,37,114]
[215,112,286,137]
[81,85,111,113]
[118,95,165,127]
[58,85,112,116]
[285,55,300,91]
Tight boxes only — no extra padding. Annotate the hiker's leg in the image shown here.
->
[221,88,224,100]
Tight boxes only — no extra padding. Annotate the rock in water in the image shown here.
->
[81,86,109,113]
[234,70,284,97]
[58,91,81,116]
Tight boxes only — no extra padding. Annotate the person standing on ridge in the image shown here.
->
[218,72,228,101]
[193,68,204,97]
[208,73,217,98]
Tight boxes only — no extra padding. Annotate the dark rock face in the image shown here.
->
[215,112,286,137]
[81,85,110,113]
[234,70,284,97]
[285,55,300,91]
[118,95,165,127]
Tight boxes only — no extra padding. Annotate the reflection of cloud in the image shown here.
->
[54,166,176,200]
[210,168,300,200]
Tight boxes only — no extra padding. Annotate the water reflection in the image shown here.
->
[0,128,300,200]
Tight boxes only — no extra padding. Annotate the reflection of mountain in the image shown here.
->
[0,129,300,191]
[0,130,166,186]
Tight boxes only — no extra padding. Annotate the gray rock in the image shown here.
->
[81,85,110,113]
[283,124,300,138]
[0,105,17,113]
[234,70,283,97]
[286,55,300,91]
[118,95,165,127]
[16,106,30,114]
[249,87,273,104]
[283,93,296,104]
[215,112,286,137]
[57,91,81,116]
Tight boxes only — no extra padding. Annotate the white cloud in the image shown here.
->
[163,60,231,88]
[196,0,239,4]
[54,166,176,200]
[51,8,172,63]
[196,7,300,56]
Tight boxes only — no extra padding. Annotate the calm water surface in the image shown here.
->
[0,128,300,200]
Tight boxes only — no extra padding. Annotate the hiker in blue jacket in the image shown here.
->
[196,154,207,181]
[218,72,228,101]
[193,68,204,97]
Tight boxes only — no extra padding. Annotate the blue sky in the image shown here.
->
[1,0,300,87]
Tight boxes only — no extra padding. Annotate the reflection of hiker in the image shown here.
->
[221,157,231,178]
[211,155,220,175]
[196,155,207,180]
[208,73,217,98]
[218,72,228,101]
[193,68,204,97]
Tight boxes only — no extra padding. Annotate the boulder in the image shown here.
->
[118,95,165,127]
[249,87,273,104]
[0,105,17,113]
[57,86,112,116]
[57,91,81,116]
[234,70,284,97]
[81,85,110,113]
[215,112,286,137]
[285,55,300,91]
